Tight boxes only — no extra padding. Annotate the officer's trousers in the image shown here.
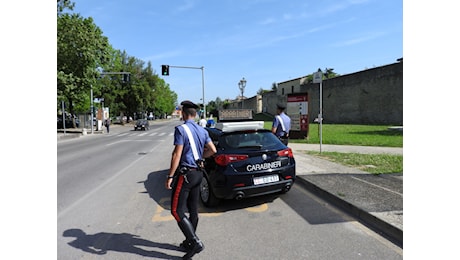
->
[170,169,203,229]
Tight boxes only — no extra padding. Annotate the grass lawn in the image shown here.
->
[306,151,403,174]
[263,122,403,174]
[263,122,402,147]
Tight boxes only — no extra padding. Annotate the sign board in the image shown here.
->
[287,94,308,131]
[313,71,323,83]
[103,107,109,120]
[218,109,252,121]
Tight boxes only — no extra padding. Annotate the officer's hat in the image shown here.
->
[277,103,286,110]
[181,100,199,109]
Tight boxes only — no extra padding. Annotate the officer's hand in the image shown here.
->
[165,178,173,189]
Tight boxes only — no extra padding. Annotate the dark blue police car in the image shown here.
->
[200,121,296,207]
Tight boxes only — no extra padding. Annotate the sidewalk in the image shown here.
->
[57,123,126,141]
[288,143,403,248]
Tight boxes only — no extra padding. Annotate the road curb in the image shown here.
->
[295,177,403,248]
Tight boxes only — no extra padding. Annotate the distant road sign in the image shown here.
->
[313,71,323,83]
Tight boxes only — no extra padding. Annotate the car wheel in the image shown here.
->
[200,176,219,207]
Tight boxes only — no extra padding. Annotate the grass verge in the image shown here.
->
[262,121,403,174]
[306,151,403,174]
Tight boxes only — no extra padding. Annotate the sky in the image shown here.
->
[71,0,402,106]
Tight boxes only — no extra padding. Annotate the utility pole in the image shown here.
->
[91,71,130,134]
[90,85,94,134]
[238,77,246,109]
[313,69,323,153]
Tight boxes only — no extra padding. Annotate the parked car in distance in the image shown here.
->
[200,121,296,207]
[134,119,149,131]
[57,116,80,129]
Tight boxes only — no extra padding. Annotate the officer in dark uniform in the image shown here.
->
[165,100,217,259]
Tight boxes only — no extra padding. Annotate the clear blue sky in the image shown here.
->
[72,0,402,105]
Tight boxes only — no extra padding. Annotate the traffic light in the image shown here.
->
[123,73,130,83]
[161,65,169,76]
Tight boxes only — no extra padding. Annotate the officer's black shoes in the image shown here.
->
[180,239,192,251]
[178,217,204,259]
[182,238,204,260]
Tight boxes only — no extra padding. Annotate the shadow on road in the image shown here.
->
[141,171,279,213]
[63,228,183,259]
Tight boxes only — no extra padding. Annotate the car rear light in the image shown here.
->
[215,154,249,166]
[277,148,293,158]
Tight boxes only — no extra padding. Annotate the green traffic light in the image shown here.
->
[161,65,169,76]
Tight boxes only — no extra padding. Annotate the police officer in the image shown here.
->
[165,100,217,259]
[272,103,291,145]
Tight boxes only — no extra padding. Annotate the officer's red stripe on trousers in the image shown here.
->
[171,175,185,222]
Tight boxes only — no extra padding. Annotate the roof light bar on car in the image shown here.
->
[215,121,264,132]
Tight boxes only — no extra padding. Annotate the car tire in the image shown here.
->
[200,176,219,207]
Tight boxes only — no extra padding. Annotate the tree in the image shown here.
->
[57,0,74,14]
[57,0,179,125]
[57,11,111,126]
[303,68,340,84]
[257,87,271,95]
[323,67,339,79]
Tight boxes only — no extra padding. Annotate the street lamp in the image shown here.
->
[238,77,246,108]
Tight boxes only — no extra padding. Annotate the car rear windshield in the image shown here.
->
[219,130,282,150]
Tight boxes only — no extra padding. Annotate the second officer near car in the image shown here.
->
[165,100,217,259]
[272,103,291,145]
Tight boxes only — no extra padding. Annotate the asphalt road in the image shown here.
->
[57,120,402,259]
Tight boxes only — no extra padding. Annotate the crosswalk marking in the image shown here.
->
[114,131,173,137]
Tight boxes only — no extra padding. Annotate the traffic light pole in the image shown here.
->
[164,65,206,118]
[90,85,94,134]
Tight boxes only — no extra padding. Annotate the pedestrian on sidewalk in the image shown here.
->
[104,118,111,133]
[272,103,291,145]
[165,100,217,259]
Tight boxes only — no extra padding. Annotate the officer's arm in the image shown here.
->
[203,141,217,158]
[165,145,183,189]
[168,145,183,175]
[271,118,277,134]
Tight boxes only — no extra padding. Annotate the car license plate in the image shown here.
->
[253,174,279,185]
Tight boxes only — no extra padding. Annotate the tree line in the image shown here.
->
[57,0,176,126]
[57,0,340,127]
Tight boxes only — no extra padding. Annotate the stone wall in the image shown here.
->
[230,94,263,113]
[277,61,403,125]
[224,60,403,125]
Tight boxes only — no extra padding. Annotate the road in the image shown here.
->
[57,119,402,259]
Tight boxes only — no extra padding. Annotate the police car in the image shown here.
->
[200,121,296,207]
